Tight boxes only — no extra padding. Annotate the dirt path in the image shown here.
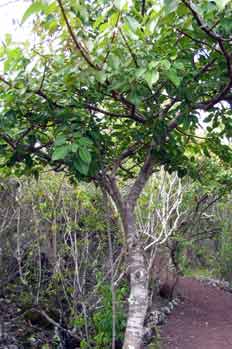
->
[161,277,232,349]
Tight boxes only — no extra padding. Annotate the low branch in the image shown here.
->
[98,174,124,219]
[29,308,81,341]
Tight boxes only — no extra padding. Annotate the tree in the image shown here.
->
[0,0,232,347]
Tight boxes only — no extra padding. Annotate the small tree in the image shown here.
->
[1,1,232,347]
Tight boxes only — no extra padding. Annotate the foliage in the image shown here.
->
[92,280,127,349]
[213,198,232,281]
[0,175,124,348]
[1,1,232,346]
[0,0,231,181]
[217,228,232,281]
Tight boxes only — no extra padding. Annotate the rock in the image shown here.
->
[143,326,154,343]
[172,298,180,306]
[150,310,166,325]
[161,306,171,315]
[199,277,232,293]
[168,301,174,310]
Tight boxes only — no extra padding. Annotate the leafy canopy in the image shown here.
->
[0,0,232,181]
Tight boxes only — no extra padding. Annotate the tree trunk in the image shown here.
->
[122,206,148,349]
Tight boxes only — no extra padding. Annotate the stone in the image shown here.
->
[168,301,174,310]
[162,306,171,315]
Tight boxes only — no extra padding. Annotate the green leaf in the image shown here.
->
[21,1,47,24]
[78,137,93,146]
[215,0,231,11]
[174,61,185,70]
[148,61,159,70]
[79,148,92,164]
[114,0,132,11]
[71,144,79,152]
[74,158,89,175]
[126,16,140,32]
[52,145,70,161]
[108,12,120,26]
[95,71,107,83]
[160,59,171,70]
[54,135,66,146]
[5,33,12,46]
[109,55,121,69]
[166,69,181,87]
[136,67,146,78]
[145,70,159,89]
[164,0,178,13]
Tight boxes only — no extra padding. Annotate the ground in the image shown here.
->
[161,277,232,349]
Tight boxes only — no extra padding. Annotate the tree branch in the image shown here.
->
[119,29,139,68]
[127,141,156,211]
[182,0,232,42]
[127,110,183,210]
[56,0,101,70]
[87,104,145,123]
[0,132,16,149]
[182,1,232,110]
[141,0,146,16]
[111,90,146,123]
[111,142,143,175]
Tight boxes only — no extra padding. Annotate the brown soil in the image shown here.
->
[161,277,232,349]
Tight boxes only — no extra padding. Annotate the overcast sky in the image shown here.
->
[0,0,29,42]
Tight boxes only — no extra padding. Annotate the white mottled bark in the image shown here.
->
[123,206,148,349]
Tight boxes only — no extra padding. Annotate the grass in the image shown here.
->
[148,326,162,349]
[184,267,215,279]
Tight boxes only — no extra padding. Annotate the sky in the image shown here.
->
[0,0,29,42]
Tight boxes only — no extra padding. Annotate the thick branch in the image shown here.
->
[127,142,156,211]
[98,174,124,218]
[111,142,142,175]
[127,111,183,210]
